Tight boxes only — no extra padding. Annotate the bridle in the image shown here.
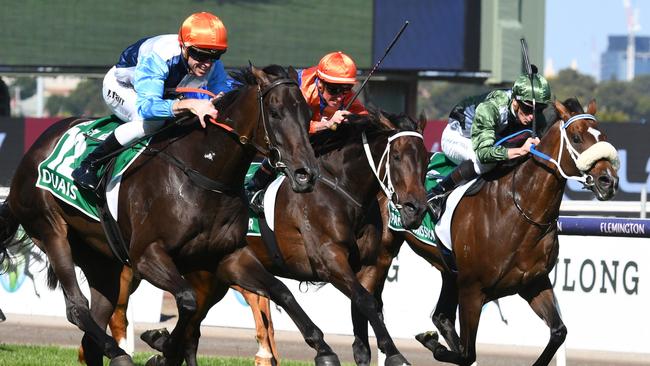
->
[363,130,424,210]
[512,113,619,228]
[206,77,300,171]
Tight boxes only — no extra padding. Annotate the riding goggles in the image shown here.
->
[187,46,226,62]
[518,100,546,115]
[323,82,353,96]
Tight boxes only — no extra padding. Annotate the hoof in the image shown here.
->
[109,354,135,366]
[415,331,439,352]
[255,355,275,366]
[145,354,164,366]
[140,328,170,352]
[315,353,341,366]
[385,353,410,366]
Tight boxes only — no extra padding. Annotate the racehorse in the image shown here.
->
[204,98,620,366]
[349,98,620,366]
[0,65,335,366]
[133,111,430,366]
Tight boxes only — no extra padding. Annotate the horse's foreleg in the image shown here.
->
[420,283,482,366]
[431,271,460,353]
[50,239,132,366]
[136,241,197,366]
[519,277,566,366]
[218,247,339,366]
[233,285,279,366]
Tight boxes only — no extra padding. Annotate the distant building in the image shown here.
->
[600,35,650,81]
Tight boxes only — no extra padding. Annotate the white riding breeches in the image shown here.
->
[441,122,494,174]
[103,66,166,146]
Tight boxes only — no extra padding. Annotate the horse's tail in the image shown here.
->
[0,202,30,273]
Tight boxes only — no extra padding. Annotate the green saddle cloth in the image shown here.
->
[246,153,458,244]
[35,115,150,221]
[246,162,263,236]
[387,152,456,245]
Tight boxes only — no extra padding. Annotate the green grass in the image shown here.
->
[0,344,352,366]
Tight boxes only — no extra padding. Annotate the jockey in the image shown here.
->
[72,12,232,191]
[245,51,368,214]
[428,71,552,219]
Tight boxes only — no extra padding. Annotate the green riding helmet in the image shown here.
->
[512,73,551,106]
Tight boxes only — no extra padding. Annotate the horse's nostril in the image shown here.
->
[403,202,417,215]
[598,175,612,188]
[294,168,309,184]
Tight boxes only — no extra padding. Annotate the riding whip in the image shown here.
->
[520,38,537,138]
[330,20,409,130]
[345,20,409,110]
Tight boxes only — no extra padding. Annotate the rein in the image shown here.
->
[511,162,557,229]
[206,78,298,170]
[362,130,424,208]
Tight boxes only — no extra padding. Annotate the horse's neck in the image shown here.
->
[513,156,566,221]
[321,136,386,207]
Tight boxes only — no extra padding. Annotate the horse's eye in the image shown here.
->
[269,109,281,119]
[392,153,401,162]
[572,134,582,144]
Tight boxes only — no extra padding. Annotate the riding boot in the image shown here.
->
[427,160,479,220]
[72,133,123,191]
[245,158,277,216]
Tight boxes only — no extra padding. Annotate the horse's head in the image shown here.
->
[248,65,319,192]
[375,111,429,229]
[542,98,619,200]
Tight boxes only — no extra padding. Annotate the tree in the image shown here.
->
[547,69,596,104]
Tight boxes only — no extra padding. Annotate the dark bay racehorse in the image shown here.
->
[137,111,430,366]
[216,98,621,366]
[350,98,620,366]
[0,65,333,366]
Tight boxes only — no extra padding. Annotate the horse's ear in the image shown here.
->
[417,111,428,133]
[250,66,271,87]
[287,66,299,82]
[377,111,396,129]
[553,99,571,121]
[586,99,597,115]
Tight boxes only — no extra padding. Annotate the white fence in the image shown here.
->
[0,187,648,362]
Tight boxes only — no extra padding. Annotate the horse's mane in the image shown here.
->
[310,109,416,157]
[214,65,291,110]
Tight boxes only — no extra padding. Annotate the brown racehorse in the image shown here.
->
[196,98,620,366]
[0,65,336,366]
[349,98,620,366]
[132,111,430,366]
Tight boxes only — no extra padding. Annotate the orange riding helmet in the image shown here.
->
[178,12,228,50]
[317,51,357,84]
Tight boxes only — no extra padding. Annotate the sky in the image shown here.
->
[545,0,650,80]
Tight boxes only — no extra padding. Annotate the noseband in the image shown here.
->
[529,113,619,188]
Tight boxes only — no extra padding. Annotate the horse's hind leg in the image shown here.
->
[233,285,279,366]
[519,276,566,366]
[218,247,339,366]
[34,233,132,366]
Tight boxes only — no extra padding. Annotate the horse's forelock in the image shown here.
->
[562,98,584,114]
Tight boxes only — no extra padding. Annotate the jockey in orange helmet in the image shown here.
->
[245,52,368,215]
[73,12,233,191]
[298,51,368,134]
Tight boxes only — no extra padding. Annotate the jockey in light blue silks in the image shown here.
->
[73,12,233,191]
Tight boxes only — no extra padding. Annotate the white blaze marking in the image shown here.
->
[587,127,601,141]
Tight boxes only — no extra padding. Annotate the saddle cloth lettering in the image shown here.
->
[35,116,150,221]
